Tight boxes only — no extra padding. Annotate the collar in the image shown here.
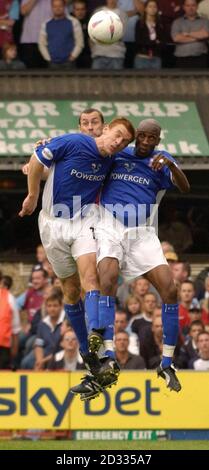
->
[183,14,200,20]
[43,308,65,331]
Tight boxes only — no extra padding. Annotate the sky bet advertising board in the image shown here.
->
[0,372,208,429]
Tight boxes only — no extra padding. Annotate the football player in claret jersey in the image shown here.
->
[75,118,190,398]
[19,117,135,398]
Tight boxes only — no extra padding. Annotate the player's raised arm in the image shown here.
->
[151,153,190,193]
[19,154,44,217]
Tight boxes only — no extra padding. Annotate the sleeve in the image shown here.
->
[34,134,79,169]
[171,18,182,41]
[9,0,19,21]
[70,16,84,59]
[16,291,26,310]
[38,22,51,62]
[203,18,209,33]
[160,152,178,190]
[9,293,21,334]
[34,323,45,348]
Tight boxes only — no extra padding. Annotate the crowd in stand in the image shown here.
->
[0,242,209,372]
[1,0,209,70]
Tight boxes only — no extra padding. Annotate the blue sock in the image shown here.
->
[99,296,115,359]
[162,303,179,368]
[85,290,100,332]
[64,300,88,354]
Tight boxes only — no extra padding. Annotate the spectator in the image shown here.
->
[134,0,165,70]
[171,261,191,284]
[0,41,25,69]
[176,319,204,368]
[20,0,53,68]
[200,274,209,301]
[125,294,141,321]
[185,300,205,335]
[158,0,183,42]
[72,0,91,68]
[21,291,65,369]
[132,277,150,304]
[0,276,21,369]
[171,0,209,68]
[49,329,84,370]
[116,280,133,309]
[28,286,63,338]
[118,0,144,68]
[16,268,49,323]
[114,310,139,355]
[41,260,56,284]
[91,0,127,70]
[161,241,175,254]
[201,298,209,326]
[17,284,56,366]
[126,297,142,327]
[179,280,196,332]
[0,0,19,57]
[34,291,65,370]
[152,305,162,320]
[115,330,145,369]
[140,316,163,369]
[1,274,13,290]
[190,331,209,370]
[32,244,48,272]
[39,0,84,68]
[194,266,209,300]
[131,292,157,343]
[164,251,178,265]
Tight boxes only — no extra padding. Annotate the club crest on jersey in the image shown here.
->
[123,162,136,172]
[91,163,102,173]
[42,147,53,160]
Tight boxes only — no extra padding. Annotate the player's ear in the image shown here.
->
[157,136,161,145]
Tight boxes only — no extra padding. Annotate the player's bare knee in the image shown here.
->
[60,278,81,304]
[100,273,118,296]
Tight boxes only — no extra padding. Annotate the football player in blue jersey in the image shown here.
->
[22,108,105,176]
[19,117,135,397]
[74,118,190,399]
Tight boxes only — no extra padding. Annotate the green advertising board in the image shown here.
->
[0,100,208,157]
[73,430,167,441]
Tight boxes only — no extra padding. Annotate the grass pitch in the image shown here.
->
[0,440,208,450]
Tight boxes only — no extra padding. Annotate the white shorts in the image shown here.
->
[96,207,168,282]
[38,206,98,279]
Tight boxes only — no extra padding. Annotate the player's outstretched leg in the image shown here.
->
[157,302,181,392]
[145,267,182,393]
[157,363,181,392]
[70,373,103,401]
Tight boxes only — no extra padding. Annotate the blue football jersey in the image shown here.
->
[100,147,177,226]
[35,133,114,218]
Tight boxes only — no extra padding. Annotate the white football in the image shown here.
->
[88,10,124,45]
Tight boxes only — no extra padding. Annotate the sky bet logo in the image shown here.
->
[0,376,161,426]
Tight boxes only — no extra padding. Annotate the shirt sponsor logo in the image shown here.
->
[71,169,106,181]
[91,163,102,174]
[123,162,136,172]
[110,173,150,185]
